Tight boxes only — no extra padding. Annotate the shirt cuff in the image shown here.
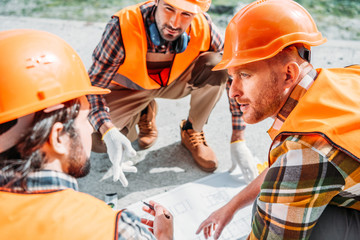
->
[89,110,111,132]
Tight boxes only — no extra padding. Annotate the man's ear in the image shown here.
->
[48,122,68,155]
[283,61,300,88]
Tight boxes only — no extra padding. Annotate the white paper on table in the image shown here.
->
[126,170,253,240]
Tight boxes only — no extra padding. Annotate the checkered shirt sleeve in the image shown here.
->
[250,131,360,239]
[87,17,125,131]
[226,78,246,131]
[202,13,224,52]
[117,210,156,239]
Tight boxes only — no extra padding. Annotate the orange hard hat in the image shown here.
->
[213,0,327,71]
[0,29,110,124]
[163,0,211,13]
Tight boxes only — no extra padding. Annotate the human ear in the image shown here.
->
[48,122,69,155]
[284,62,300,88]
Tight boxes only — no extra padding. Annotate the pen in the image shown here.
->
[143,201,171,219]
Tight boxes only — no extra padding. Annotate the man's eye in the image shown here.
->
[240,73,250,78]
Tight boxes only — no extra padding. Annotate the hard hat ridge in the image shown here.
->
[163,0,211,13]
[0,29,110,124]
[213,0,327,70]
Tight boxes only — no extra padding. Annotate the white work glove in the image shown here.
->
[229,141,258,184]
[102,127,137,187]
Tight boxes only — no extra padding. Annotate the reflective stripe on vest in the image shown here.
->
[0,188,120,240]
[270,65,360,165]
[112,1,211,90]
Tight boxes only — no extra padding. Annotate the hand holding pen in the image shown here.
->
[141,200,173,239]
[143,201,171,219]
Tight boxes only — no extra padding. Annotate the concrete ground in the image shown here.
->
[1,16,360,209]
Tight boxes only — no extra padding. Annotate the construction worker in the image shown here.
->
[0,29,173,239]
[88,0,258,186]
[196,0,360,239]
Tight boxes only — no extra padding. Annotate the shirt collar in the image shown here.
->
[267,67,318,140]
[145,3,156,27]
[5,170,79,192]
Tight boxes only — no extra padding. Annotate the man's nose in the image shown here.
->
[229,76,243,99]
[169,12,181,28]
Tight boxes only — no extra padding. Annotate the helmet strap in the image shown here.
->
[0,113,34,153]
[297,46,311,63]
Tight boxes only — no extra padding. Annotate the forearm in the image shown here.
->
[87,93,112,131]
[99,121,116,136]
[231,129,245,142]
[195,169,267,239]
[226,168,268,213]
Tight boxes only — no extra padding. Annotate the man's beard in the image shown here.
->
[242,70,284,124]
[159,24,182,42]
[67,135,90,178]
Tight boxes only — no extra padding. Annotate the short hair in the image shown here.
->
[267,44,310,66]
[0,98,81,189]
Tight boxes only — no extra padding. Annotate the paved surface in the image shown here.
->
[1,16,360,208]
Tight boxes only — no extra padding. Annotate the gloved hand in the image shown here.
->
[229,141,257,184]
[102,127,137,187]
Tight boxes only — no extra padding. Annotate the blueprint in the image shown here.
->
[126,171,253,240]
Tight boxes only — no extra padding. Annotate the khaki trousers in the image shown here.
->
[105,52,227,141]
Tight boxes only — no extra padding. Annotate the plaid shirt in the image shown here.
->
[0,170,155,240]
[226,78,245,131]
[87,1,244,132]
[251,69,360,239]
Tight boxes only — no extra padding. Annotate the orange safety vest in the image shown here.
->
[0,188,121,240]
[269,65,360,165]
[112,1,211,90]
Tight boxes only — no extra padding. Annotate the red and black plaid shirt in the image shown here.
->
[87,1,245,133]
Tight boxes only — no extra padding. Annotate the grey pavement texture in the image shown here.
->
[1,16,360,209]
